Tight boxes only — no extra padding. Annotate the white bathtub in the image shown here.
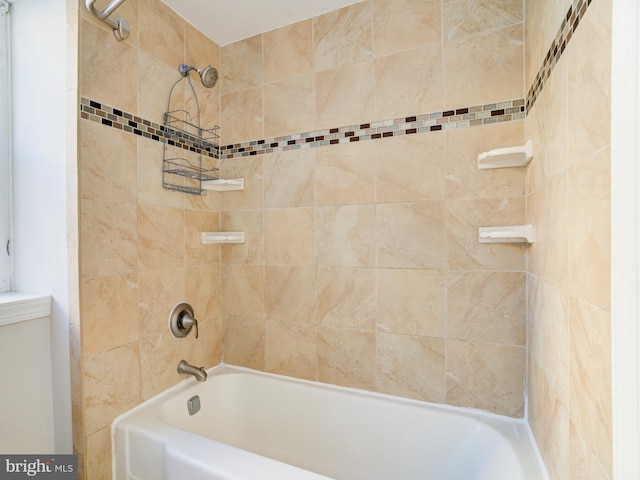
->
[113,365,548,480]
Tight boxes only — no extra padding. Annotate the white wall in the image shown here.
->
[611,0,640,478]
[10,0,72,453]
[0,315,54,452]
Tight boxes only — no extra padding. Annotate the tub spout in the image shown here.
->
[177,360,207,382]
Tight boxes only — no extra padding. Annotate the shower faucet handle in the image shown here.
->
[169,302,199,339]
[179,311,199,339]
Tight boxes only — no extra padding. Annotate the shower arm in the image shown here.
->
[86,0,130,42]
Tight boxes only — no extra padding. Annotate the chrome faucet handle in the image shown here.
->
[169,303,199,339]
[179,312,199,339]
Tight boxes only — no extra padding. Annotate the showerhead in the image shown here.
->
[179,64,219,88]
[199,66,219,89]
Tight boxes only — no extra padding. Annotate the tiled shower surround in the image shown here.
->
[525,0,612,478]
[73,0,609,478]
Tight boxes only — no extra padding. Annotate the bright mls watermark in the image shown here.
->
[0,456,77,479]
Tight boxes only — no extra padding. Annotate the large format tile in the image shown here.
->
[265,321,317,380]
[139,0,185,68]
[377,333,446,402]
[137,205,185,271]
[265,266,316,324]
[80,19,138,113]
[317,327,376,390]
[374,44,444,119]
[222,315,265,370]
[83,343,141,435]
[376,202,446,269]
[264,149,315,208]
[264,208,315,266]
[314,62,375,130]
[567,149,611,310]
[567,0,611,166]
[570,297,612,475]
[372,0,441,56]
[264,74,314,138]
[316,205,375,267]
[80,120,137,203]
[443,0,523,40]
[443,24,524,108]
[377,269,445,337]
[264,19,314,84]
[447,271,526,346]
[221,264,264,318]
[221,34,262,95]
[446,340,525,417]
[220,86,263,145]
[317,267,376,331]
[139,332,184,400]
[81,274,139,356]
[313,2,372,72]
[80,199,138,277]
[85,427,111,480]
[316,141,376,206]
[375,132,445,203]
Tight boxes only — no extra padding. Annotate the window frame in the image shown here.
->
[0,0,12,293]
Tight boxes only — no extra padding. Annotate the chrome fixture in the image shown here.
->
[169,302,199,339]
[179,64,219,89]
[86,0,130,42]
[187,395,201,415]
[177,360,207,382]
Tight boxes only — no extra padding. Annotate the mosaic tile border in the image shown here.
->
[80,97,525,160]
[219,100,525,159]
[79,98,219,158]
[526,0,594,112]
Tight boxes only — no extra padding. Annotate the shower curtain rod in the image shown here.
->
[86,0,130,41]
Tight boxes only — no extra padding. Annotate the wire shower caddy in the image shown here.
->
[162,74,220,195]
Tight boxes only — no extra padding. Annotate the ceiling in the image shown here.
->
[161,0,366,46]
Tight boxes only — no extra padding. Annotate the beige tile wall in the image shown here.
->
[219,0,527,418]
[220,0,524,145]
[75,0,222,477]
[525,0,612,479]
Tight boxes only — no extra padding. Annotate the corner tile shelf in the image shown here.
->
[201,232,245,244]
[478,224,535,244]
[202,178,244,191]
[477,139,533,170]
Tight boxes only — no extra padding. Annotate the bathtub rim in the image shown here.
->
[112,362,549,480]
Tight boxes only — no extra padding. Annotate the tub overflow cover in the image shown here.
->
[187,395,201,416]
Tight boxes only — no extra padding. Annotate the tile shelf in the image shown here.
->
[200,232,245,244]
[478,224,535,244]
[477,139,533,170]
[202,178,245,191]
